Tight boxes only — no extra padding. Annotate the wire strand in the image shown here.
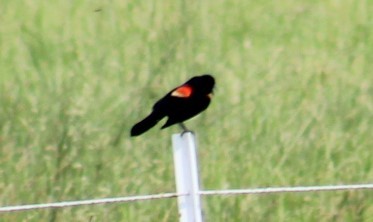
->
[200,183,373,196]
[0,193,184,213]
[1,184,372,213]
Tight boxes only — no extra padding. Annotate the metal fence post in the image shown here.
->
[172,132,203,222]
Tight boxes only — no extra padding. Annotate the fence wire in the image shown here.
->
[1,183,372,213]
[0,193,183,213]
[200,183,373,196]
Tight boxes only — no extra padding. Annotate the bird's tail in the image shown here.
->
[130,112,162,136]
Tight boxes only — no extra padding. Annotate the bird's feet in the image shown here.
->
[181,129,194,137]
[178,123,194,136]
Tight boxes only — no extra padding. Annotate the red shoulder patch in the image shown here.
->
[171,85,192,98]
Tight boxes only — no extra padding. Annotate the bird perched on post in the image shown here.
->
[130,74,215,136]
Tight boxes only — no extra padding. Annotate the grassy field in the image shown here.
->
[1,0,372,221]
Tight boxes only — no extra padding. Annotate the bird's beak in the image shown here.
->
[207,93,213,99]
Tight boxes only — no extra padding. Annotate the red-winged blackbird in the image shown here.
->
[130,74,215,136]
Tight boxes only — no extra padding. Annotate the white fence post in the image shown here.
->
[172,132,203,222]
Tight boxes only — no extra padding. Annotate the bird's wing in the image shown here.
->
[170,85,192,98]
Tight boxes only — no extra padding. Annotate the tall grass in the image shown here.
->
[1,0,372,221]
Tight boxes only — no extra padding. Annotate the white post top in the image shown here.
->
[172,132,203,222]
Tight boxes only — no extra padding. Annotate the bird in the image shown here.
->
[130,74,215,136]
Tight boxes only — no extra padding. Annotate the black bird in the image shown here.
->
[130,74,215,136]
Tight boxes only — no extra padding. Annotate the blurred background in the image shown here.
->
[0,0,372,221]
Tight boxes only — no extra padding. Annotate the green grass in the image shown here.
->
[1,0,372,221]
